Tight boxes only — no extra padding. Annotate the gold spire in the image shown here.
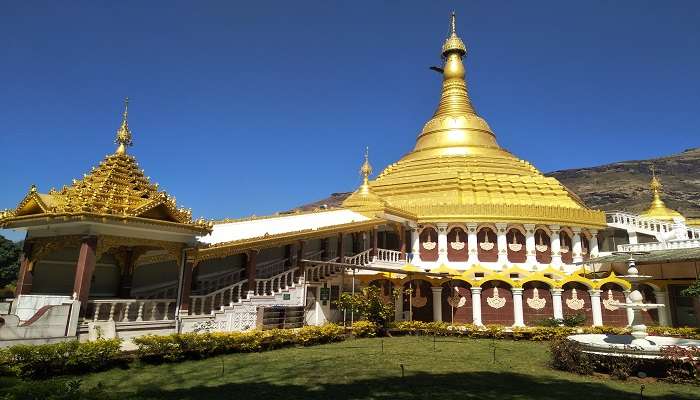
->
[115,97,133,155]
[360,146,373,188]
[641,166,684,221]
[342,147,387,216]
[406,11,502,160]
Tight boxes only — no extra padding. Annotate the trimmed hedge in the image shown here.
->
[389,321,700,341]
[133,324,345,363]
[0,339,122,379]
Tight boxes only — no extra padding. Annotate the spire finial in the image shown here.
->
[650,164,661,192]
[442,11,466,57]
[450,11,457,36]
[360,146,373,187]
[115,97,133,155]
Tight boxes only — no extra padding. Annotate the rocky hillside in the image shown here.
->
[296,148,700,218]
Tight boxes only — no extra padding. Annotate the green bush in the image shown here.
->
[0,339,121,379]
[549,337,594,375]
[351,321,379,338]
[0,379,115,400]
[133,324,346,364]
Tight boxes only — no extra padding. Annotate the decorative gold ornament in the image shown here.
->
[526,288,546,310]
[640,166,685,221]
[486,286,506,309]
[422,231,437,251]
[535,232,548,253]
[449,229,465,250]
[447,286,466,308]
[508,233,522,252]
[602,289,620,311]
[566,289,585,311]
[412,284,428,308]
[479,232,494,251]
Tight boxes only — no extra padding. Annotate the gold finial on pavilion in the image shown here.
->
[641,165,684,221]
[360,146,373,187]
[115,97,133,155]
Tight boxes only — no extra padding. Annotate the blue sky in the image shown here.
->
[1,1,699,241]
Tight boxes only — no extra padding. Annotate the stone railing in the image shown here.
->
[255,258,289,279]
[305,260,343,282]
[254,268,299,296]
[618,238,700,252]
[195,268,244,294]
[86,299,176,322]
[344,249,372,266]
[375,248,404,264]
[190,280,248,316]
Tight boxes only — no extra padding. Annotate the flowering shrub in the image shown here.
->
[351,321,379,338]
[133,324,345,363]
[0,339,122,379]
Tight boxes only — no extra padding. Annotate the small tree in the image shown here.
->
[335,286,396,330]
[680,280,700,298]
[0,235,21,289]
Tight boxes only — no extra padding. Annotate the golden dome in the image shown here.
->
[342,148,388,216]
[640,169,684,221]
[364,13,605,227]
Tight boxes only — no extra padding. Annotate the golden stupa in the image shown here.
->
[640,167,684,221]
[346,13,605,227]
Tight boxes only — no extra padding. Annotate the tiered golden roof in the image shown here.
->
[345,13,605,227]
[0,100,211,233]
[640,167,684,221]
[342,148,388,215]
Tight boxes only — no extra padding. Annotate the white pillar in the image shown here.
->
[589,290,603,327]
[655,291,670,327]
[395,289,404,322]
[572,227,583,264]
[410,226,421,263]
[524,224,536,267]
[466,223,478,265]
[624,290,634,326]
[628,231,639,245]
[551,289,564,320]
[549,225,562,267]
[471,287,483,326]
[512,288,525,327]
[589,230,599,258]
[437,223,449,264]
[496,223,508,266]
[431,287,443,322]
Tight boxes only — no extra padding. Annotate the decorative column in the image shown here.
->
[398,225,407,261]
[589,230,599,258]
[370,229,378,261]
[178,261,195,316]
[512,288,525,327]
[336,232,345,262]
[624,290,634,326]
[431,286,443,322]
[471,287,483,326]
[572,227,583,264]
[628,231,639,245]
[524,224,536,267]
[437,223,449,264]
[496,223,508,266]
[589,289,603,326]
[466,223,478,265]
[551,288,564,320]
[73,236,98,316]
[410,226,421,263]
[395,289,404,321]
[654,291,670,326]
[246,250,258,297]
[14,241,34,296]
[549,225,562,267]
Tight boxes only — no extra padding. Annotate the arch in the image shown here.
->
[506,228,526,263]
[522,281,553,326]
[600,282,627,327]
[477,227,498,263]
[506,224,526,235]
[535,225,553,236]
[441,280,472,324]
[403,279,433,322]
[638,283,660,326]
[559,230,574,265]
[534,228,552,264]
[480,280,514,325]
[562,282,593,325]
[447,226,468,262]
[419,226,439,262]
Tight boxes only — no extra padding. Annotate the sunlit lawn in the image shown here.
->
[4,336,700,399]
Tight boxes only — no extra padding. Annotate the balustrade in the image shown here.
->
[87,299,175,322]
[618,238,700,252]
[375,248,403,263]
[344,249,372,266]
[190,280,248,315]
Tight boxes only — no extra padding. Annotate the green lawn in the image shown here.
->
[4,336,700,399]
